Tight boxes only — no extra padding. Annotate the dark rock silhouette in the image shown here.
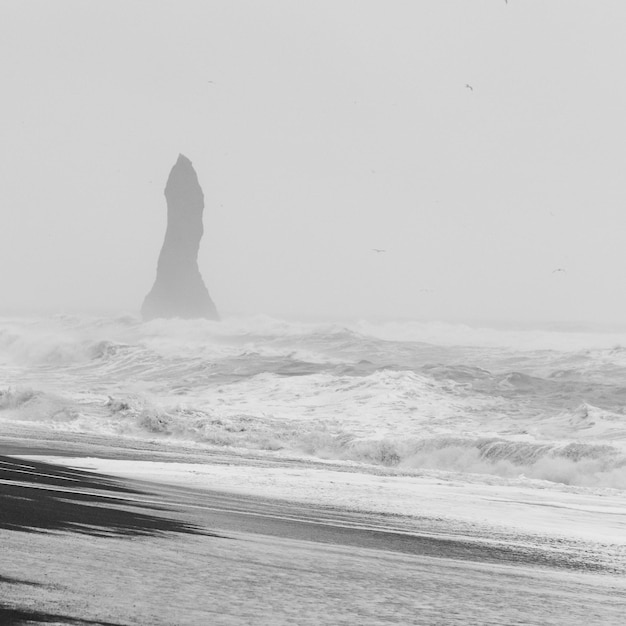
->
[142,154,219,320]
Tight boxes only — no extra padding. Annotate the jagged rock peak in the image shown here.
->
[141,154,219,321]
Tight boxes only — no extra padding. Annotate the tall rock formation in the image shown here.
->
[141,154,219,321]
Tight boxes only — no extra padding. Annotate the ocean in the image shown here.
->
[2,313,626,491]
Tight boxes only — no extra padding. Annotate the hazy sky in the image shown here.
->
[2,1,626,324]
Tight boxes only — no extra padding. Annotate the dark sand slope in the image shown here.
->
[0,455,219,625]
[2,455,626,625]
[0,456,209,537]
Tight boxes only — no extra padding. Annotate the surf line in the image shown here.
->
[0,476,464,542]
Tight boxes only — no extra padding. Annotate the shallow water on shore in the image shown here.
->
[2,447,626,625]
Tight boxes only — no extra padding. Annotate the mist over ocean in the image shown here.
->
[3,313,626,492]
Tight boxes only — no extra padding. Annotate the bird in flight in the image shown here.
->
[372,249,386,253]
[465,84,473,92]
[552,268,566,274]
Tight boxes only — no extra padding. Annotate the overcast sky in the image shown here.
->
[1,1,625,324]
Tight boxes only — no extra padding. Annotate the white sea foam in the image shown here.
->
[2,314,626,489]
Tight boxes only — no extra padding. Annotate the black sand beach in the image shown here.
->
[2,444,626,625]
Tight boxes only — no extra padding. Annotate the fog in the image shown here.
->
[1,1,625,325]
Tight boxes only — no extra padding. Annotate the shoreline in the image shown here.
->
[3,430,626,546]
[2,450,624,575]
[3,444,626,624]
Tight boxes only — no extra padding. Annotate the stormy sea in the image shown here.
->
[2,313,626,624]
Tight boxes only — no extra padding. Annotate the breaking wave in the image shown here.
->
[3,314,626,490]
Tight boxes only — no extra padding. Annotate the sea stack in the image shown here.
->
[141,154,219,321]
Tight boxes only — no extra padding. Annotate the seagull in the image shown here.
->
[465,84,474,92]
[552,268,566,273]
[372,249,386,253]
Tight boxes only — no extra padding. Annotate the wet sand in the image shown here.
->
[2,446,626,625]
